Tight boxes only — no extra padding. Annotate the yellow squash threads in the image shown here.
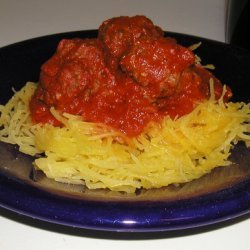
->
[0,82,249,193]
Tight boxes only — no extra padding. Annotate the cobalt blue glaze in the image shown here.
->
[0,172,249,231]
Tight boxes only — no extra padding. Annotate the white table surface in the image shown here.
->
[0,0,249,249]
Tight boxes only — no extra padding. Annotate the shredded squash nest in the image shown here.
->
[0,82,249,193]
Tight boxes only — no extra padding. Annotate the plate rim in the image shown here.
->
[0,172,249,232]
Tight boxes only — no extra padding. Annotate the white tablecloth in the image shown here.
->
[0,0,249,249]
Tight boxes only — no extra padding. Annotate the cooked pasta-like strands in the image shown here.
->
[0,82,249,193]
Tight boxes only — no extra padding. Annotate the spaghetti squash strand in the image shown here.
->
[0,82,249,193]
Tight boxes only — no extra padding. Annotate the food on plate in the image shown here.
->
[0,16,249,193]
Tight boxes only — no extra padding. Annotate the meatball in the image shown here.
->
[31,38,115,124]
[98,15,163,69]
[120,37,195,98]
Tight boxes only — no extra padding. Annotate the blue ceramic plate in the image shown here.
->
[0,31,249,232]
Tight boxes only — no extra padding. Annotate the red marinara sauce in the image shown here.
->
[30,16,232,137]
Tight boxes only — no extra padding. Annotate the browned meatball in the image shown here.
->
[32,38,115,120]
[98,15,163,69]
[120,37,195,98]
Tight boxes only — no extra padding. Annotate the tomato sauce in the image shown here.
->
[30,16,232,137]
